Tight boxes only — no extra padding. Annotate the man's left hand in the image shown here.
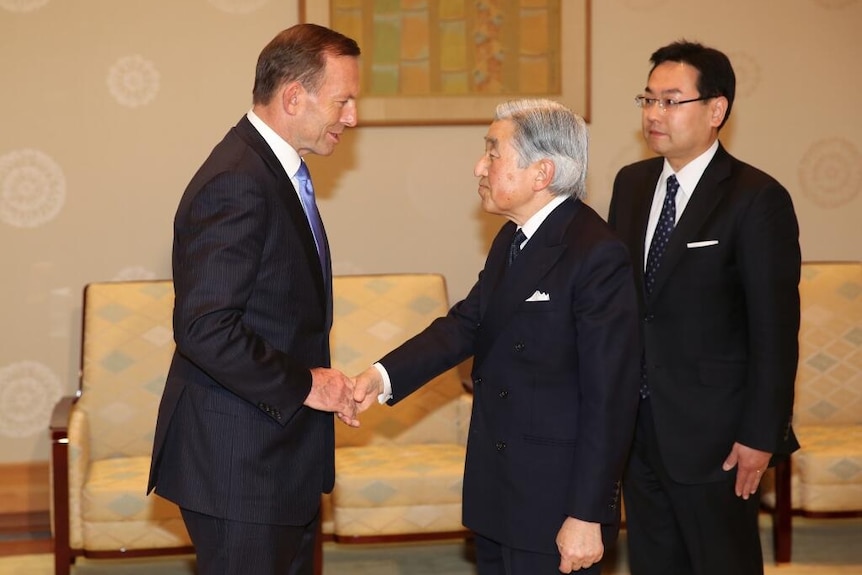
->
[556,516,603,573]
[722,441,772,499]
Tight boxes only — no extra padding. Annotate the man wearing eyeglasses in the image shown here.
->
[608,41,801,575]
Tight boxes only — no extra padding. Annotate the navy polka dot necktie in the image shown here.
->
[644,174,680,294]
[508,228,526,266]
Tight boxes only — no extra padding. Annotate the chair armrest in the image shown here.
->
[50,395,78,567]
[50,396,77,440]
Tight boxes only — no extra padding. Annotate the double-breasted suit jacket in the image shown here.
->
[148,115,334,526]
[379,198,641,554]
[608,143,801,484]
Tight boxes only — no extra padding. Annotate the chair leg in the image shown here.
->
[772,459,792,563]
[52,543,72,575]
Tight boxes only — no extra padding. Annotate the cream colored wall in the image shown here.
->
[1,0,860,464]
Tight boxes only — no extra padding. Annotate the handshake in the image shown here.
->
[302,366,387,427]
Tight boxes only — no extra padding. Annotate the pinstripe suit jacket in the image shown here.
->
[148,115,334,526]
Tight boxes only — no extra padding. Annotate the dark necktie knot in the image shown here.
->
[508,228,527,266]
[666,173,680,199]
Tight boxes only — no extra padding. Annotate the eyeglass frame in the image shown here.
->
[634,95,714,112]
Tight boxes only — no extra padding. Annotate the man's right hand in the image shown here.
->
[304,367,359,427]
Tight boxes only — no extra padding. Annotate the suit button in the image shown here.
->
[499,390,508,399]
[474,377,482,386]
[495,441,507,451]
[644,314,654,322]
[514,342,525,352]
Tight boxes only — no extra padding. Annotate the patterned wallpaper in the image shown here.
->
[1,0,860,463]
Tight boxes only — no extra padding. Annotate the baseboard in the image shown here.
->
[0,461,50,519]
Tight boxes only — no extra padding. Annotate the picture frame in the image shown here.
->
[299,0,591,126]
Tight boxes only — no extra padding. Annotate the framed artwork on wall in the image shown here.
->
[300,0,590,126]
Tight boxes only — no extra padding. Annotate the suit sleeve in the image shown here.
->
[736,180,800,452]
[568,239,641,523]
[379,276,483,402]
[172,171,312,424]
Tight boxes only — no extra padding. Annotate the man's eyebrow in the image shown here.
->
[644,86,683,96]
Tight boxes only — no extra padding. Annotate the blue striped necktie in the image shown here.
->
[295,161,328,277]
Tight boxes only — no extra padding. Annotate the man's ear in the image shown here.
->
[281,81,303,115]
[533,159,556,191]
[710,96,728,128]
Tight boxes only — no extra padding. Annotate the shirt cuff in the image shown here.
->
[373,362,393,404]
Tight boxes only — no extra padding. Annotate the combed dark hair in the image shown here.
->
[252,23,360,105]
[650,40,735,129]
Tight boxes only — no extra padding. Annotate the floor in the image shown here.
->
[1,515,860,574]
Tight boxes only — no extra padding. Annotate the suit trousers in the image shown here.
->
[475,533,601,575]
[180,507,318,575]
[623,399,763,575]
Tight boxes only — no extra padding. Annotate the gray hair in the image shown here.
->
[493,99,588,200]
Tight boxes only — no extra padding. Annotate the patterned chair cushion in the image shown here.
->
[331,445,465,536]
[62,281,189,551]
[325,274,472,539]
[80,456,189,550]
[761,263,862,514]
[794,263,862,427]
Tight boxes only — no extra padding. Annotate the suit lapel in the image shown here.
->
[648,145,732,299]
[473,199,576,363]
[234,116,328,307]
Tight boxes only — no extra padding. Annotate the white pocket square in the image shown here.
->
[687,240,719,248]
[526,290,550,302]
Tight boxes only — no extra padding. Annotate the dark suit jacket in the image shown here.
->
[608,143,801,484]
[148,116,334,526]
[379,199,640,554]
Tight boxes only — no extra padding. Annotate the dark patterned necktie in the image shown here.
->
[295,161,328,277]
[508,228,527,266]
[644,174,680,294]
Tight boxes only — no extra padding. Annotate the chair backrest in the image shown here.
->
[75,280,175,461]
[794,262,862,426]
[330,274,467,447]
[75,275,466,458]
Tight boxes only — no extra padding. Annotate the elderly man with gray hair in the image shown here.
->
[354,98,641,575]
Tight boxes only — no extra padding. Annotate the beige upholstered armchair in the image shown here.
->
[762,262,862,563]
[49,280,192,575]
[324,273,473,542]
[50,275,472,574]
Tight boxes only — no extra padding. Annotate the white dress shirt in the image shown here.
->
[643,139,719,271]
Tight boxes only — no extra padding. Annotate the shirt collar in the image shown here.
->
[519,195,568,242]
[661,139,719,195]
[246,109,302,178]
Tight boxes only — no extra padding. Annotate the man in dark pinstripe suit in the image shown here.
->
[148,24,361,575]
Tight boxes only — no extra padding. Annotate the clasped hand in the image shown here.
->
[303,366,385,427]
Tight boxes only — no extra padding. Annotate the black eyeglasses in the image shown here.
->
[634,95,713,112]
